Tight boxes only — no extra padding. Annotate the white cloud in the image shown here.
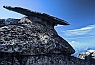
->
[63,24,95,36]
[69,41,79,44]
[55,25,63,27]
[69,41,80,47]
[65,35,95,39]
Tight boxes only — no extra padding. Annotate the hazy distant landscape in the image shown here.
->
[55,25,95,57]
[73,46,95,56]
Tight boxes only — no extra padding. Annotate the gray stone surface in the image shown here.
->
[0,53,93,65]
[3,6,69,26]
[25,54,86,65]
[0,17,75,55]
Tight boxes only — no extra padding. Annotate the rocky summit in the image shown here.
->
[0,6,93,65]
[0,16,75,55]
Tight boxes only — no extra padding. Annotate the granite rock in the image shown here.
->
[0,6,89,65]
[0,16,75,55]
[3,6,69,26]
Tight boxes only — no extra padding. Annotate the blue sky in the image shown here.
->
[0,0,95,54]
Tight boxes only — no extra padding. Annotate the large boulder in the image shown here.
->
[0,16,75,55]
[0,6,75,55]
[0,6,88,65]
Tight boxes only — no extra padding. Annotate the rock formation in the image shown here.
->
[0,6,94,65]
[78,50,95,65]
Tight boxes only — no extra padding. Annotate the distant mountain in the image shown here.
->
[73,47,95,57]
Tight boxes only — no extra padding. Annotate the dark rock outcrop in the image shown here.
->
[0,16,75,55]
[0,6,93,65]
[3,6,69,26]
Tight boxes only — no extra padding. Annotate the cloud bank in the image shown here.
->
[63,24,95,36]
